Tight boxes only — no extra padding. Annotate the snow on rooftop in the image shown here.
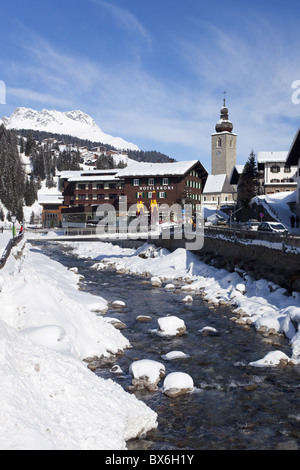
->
[257,151,289,163]
[116,160,200,177]
[203,174,227,193]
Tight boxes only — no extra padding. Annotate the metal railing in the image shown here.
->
[0,234,24,269]
[204,225,300,250]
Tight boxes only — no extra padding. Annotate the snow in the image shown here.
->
[129,359,165,385]
[1,107,139,151]
[0,238,157,449]
[203,174,228,193]
[257,151,289,163]
[116,160,199,177]
[156,316,186,337]
[162,372,194,397]
[4,200,300,448]
[252,191,297,231]
[66,239,300,365]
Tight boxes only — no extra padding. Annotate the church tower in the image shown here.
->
[211,97,236,179]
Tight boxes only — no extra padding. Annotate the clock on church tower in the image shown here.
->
[211,96,237,179]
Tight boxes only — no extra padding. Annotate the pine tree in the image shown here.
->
[237,150,259,208]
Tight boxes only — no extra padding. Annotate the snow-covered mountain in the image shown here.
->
[0,107,139,151]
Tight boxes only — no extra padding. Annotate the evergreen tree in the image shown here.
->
[237,150,259,208]
[25,132,36,156]
[0,126,25,218]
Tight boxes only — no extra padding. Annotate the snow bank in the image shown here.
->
[0,239,157,449]
[68,240,300,365]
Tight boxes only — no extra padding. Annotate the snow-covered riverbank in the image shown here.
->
[2,234,300,450]
[0,238,157,450]
[68,240,300,366]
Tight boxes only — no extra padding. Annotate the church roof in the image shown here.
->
[215,98,233,133]
[203,174,234,194]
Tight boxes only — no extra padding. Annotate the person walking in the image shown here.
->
[290,215,295,228]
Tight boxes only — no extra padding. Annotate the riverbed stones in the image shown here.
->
[111,300,126,308]
[136,315,152,322]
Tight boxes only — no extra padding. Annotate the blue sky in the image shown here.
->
[1,0,300,171]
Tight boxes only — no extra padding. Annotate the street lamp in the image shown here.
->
[11,215,16,238]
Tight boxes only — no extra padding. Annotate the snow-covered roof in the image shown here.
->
[67,175,120,182]
[234,164,244,173]
[57,170,119,180]
[203,174,226,193]
[257,151,288,163]
[211,131,237,136]
[38,194,64,205]
[116,160,201,177]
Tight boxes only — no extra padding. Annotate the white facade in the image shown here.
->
[257,151,297,194]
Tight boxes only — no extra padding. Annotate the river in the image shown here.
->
[33,241,300,450]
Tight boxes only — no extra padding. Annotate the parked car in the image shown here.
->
[242,220,260,231]
[257,222,288,233]
[216,217,227,226]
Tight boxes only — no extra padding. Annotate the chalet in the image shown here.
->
[257,151,297,194]
[38,193,65,228]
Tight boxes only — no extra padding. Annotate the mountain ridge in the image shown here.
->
[0,107,139,151]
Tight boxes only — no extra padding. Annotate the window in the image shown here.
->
[230,139,233,148]
[270,165,280,173]
[162,177,169,185]
[147,192,153,199]
[284,166,291,173]
[158,192,166,198]
[78,194,86,200]
[109,183,117,189]
[78,184,86,190]
[216,138,221,148]
[133,179,139,186]
[148,178,154,185]
[97,183,104,189]
[97,194,105,199]
[109,194,117,199]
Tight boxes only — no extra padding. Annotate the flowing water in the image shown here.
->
[33,241,300,450]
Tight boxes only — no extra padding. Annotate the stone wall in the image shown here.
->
[151,233,300,292]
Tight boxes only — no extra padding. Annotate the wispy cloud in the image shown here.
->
[7,87,73,108]
[92,0,152,50]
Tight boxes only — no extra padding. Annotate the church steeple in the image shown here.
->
[211,95,236,178]
[215,93,233,133]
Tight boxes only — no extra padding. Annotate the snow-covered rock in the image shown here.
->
[161,351,189,361]
[162,372,194,397]
[151,276,162,287]
[156,316,186,337]
[111,300,126,308]
[129,359,165,391]
[249,351,291,368]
